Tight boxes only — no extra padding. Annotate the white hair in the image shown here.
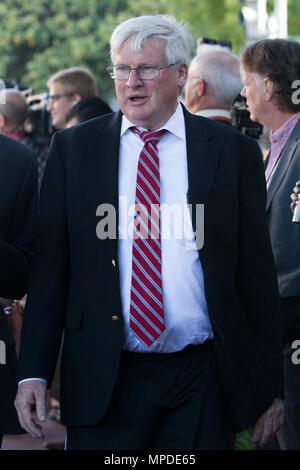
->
[191,44,243,106]
[110,15,192,65]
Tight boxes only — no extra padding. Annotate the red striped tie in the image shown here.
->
[129,127,166,346]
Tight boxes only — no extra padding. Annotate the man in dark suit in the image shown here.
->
[241,38,300,450]
[0,135,38,447]
[15,15,284,450]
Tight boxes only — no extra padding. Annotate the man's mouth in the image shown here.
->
[128,96,147,104]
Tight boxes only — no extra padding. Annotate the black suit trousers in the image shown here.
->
[66,341,231,450]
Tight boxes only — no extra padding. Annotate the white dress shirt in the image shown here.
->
[119,103,213,353]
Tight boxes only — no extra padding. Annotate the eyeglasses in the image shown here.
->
[46,93,74,103]
[107,63,179,80]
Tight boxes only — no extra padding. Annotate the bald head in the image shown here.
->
[185,45,242,114]
[0,89,28,133]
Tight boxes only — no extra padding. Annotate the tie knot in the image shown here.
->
[130,126,166,144]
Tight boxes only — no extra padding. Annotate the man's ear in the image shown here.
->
[0,113,6,130]
[178,63,188,88]
[70,93,82,107]
[197,79,206,98]
[264,78,274,102]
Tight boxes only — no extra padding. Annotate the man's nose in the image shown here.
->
[126,69,143,87]
[241,86,246,98]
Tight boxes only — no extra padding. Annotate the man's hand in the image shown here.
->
[14,380,47,438]
[251,398,284,446]
[290,181,300,213]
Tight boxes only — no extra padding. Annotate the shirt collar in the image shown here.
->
[195,109,231,120]
[120,102,186,141]
[270,112,300,146]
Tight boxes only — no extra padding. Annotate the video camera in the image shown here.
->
[231,93,263,140]
[197,37,232,50]
[25,92,53,146]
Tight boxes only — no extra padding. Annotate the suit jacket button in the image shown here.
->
[112,315,120,321]
[112,259,116,267]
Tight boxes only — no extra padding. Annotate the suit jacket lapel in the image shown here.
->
[88,111,122,220]
[182,106,221,228]
[266,118,300,211]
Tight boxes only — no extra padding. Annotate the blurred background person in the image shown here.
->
[240,38,300,450]
[0,135,37,449]
[0,88,28,139]
[0,88,49,188]
[46,66,99,130]
[0,88,65,449]
[184,44,242,125]
[66,96,112,128]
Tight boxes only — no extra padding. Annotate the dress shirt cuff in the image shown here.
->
[18,377,48,387]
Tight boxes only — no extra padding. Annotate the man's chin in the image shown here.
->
[126,111,151,128]
[249,112,258,123]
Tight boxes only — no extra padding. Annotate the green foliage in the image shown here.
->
[288,0,300,38]
[0,0,298,101]
[266,0,275,15]
[171,0,246,55]
[0,0,169,99]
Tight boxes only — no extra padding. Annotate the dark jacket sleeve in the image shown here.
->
[17,132,69,385]
[0,140,38,299]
